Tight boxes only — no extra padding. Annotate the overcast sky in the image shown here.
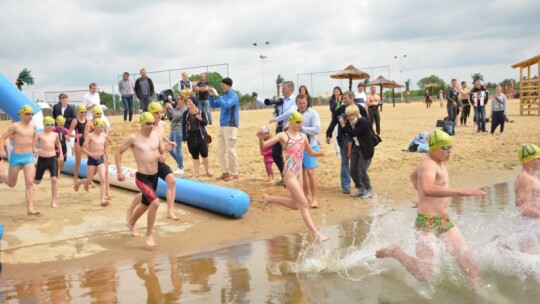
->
[1,0,539,102]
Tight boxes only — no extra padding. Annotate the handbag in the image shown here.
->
[206,134,212,144]
[371,131,381,147]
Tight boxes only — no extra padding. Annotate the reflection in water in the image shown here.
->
[2,181,540,303]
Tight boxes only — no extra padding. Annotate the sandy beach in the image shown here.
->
[0,99,534,271]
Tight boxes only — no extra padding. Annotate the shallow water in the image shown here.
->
[1,180,540,303]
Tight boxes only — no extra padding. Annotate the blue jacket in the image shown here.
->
[209,90,240,127]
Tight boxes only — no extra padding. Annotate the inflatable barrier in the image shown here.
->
[61,157,250,218]
[0,73,43,129]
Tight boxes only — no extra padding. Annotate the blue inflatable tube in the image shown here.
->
[61,157,250,218]
[0,74,43,129]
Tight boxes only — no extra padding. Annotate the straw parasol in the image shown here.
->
[365,75,404,108]
[330,64,370,90]
[424,83,440,95]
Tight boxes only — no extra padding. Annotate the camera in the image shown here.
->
[157,89,177,108]
[264,98,284,106]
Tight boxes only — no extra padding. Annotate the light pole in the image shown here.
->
[394,54,407,102]
[253,41,270,97]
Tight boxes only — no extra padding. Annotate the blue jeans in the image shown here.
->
[339,136,352,191]
[200,99,212,125]
[474,106,486,131]
[121,95,133,121]
[169,131,183,169]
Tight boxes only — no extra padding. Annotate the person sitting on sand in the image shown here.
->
[34,116,63,208]
[74,118,110,207]
[0,105,40,215]
[375,130,485,290]
[258,111,328,242]
[514,143,540,254]
[116,112,165,247]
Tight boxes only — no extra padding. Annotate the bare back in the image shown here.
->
[514,170,540,218]
[8,122,36,154]
[37,131,59,158]
[414,156,451,216]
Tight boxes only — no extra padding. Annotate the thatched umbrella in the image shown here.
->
[424,83,440,96]
[330,64,370,91]
[365,75,404,109]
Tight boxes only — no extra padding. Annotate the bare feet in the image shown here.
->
[375,244,400,259]
[27,210,41,216]
[310,198,319,209]
[126,222,140,237]
[205,171,213,177]
[146,236,157,247]
[315,233,330,242]
[100,201,109,207]
[74,182,80,192]
[106,195,113,200]
[167,212,180,221]
[83,184,89,192]
[51,202,58,208]
[262,194,270,211]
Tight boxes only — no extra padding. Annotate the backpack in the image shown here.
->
[442,120,455,136]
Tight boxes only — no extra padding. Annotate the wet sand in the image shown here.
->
[0,100,532,271]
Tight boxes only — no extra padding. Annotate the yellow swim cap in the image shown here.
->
[139,112,155,125]
[56,115,66,125]
[93,118,105,128]
[517,144,540,164]
[92,105,103,115]
[43,116,55,125]
[18,105,34,116]
[148,102,163,113]
[289,111,303,124]
[77,105,87,113]
[428,130,453,151]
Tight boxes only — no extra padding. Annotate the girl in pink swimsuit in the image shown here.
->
[257,111,328,242]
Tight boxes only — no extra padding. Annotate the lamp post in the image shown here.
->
[253,41,270,97]
[394,54,407,102]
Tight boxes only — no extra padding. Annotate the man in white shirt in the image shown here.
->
[82,83,110,131]
[355,83,367,108]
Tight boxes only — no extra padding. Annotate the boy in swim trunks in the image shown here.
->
[116,112,165,247]
[0,105,40,215]
[34,116,63,208]
[258,111,329,242]
[376,130,485,290]
[75,118,110,207]
[514,143,540,253]
[53,115,70,176]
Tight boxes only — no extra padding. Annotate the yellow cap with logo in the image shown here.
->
[289,111,303,124]
[93,118,105,127]
[18,105,34,116]
[56,115,66,125]
[92,105,103,115]
[140,112,155,125]
[77,105,87,113]
[148,102,163,113]
[518,144,540,164]
[428,130,453,151]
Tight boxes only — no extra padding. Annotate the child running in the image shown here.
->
[53,115,70,176]
[259,126,274,182]
[258,111,328,242]
[0,105,39,215]
[116,112,165,247]
[68,105,88,186]
[74,118,110,207]
[34,116,63,208]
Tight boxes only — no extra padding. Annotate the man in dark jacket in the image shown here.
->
[52,93,76,128]
[469,79,489,133]
[134,68,155,112]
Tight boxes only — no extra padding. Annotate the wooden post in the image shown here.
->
[520,67,523,115]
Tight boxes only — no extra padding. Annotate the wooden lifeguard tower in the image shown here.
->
[511,54,540,115]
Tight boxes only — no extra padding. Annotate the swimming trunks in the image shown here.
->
[283,132,305,179]
[415,214,455,236]
[35,156,58,180]
[157,161,173,180]
[87,155,105,166]
[9,152,34,167]
[135,172,159,206]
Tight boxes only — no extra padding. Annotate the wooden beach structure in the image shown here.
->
[511,54,540,115]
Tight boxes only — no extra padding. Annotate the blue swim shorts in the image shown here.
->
[9,152,34,167]
[302,141,319,169]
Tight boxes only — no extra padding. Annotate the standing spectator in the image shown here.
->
[366,86,381,135]
[329,86,342,158]
[209,77,240,181]
[470,79,489,133]
[354,83,367,108]
[52,93,77,128]
[82,83,110,131]
[165,96,187,174]
[459,81,471,126]
[446,79,459,123]
[438,90,444,108]
[178,72,191,92]
[424,90,432,109]
[340,104,376,199]
[118,72,135,122]
[134,68,155,112]
[195,73,212,125]
[268,80,297,186]
[490,85,507,135]
[297,94,321,208]
[298,85,313,107]
[258,126,274,182]
[182,96,211,178]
